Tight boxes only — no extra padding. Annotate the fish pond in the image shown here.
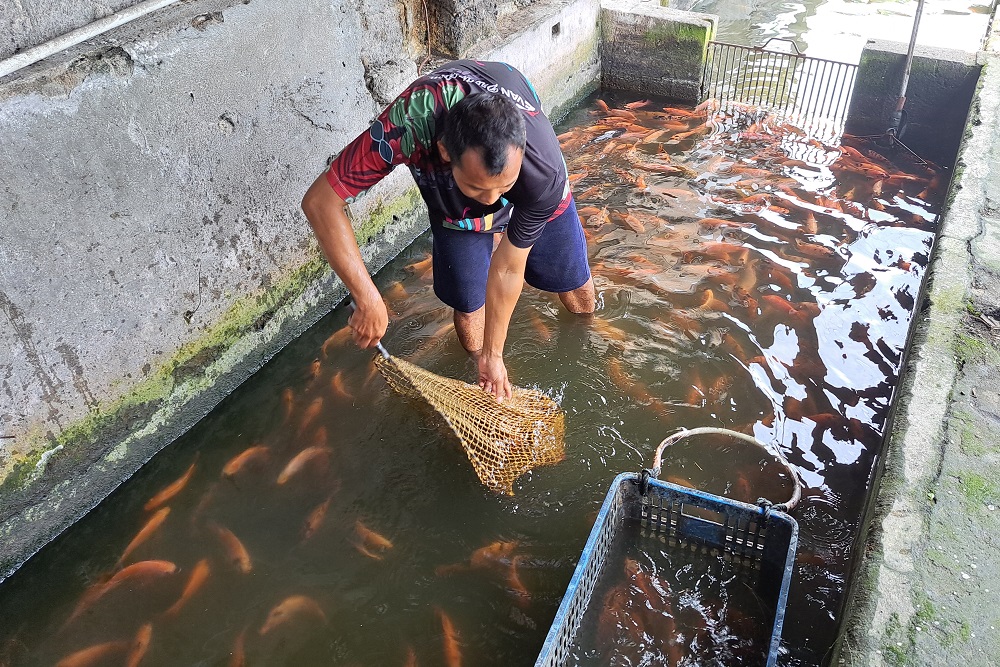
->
[0,93,941,666]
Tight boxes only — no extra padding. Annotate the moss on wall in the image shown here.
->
[642,22,708,48]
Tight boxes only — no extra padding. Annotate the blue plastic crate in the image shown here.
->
[535,458,799,666]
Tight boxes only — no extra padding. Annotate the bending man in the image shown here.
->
[301,60,594,401]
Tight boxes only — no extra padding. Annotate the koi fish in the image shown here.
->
[144,459,197,511]
[259,595,327,635]
[222,445,271,479]
[118,507,170,567]
[125,623,153,667]
[163,559,210,618]
[209,522,252,574]
[437,608,462,667]
[277,446,332,485]
[404,253,433,276]
[330,370,353,402]
[624,99,651,110]
[55,641,129,667]
[302,497,333,541]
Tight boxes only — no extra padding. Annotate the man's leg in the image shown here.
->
[430,223,494,355]
[454,307,485,354]
[558,277,596,314]
[525,197,595,313]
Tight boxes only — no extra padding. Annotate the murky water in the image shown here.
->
[0,92,940,666]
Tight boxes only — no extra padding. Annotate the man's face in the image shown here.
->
[439,142,524,206]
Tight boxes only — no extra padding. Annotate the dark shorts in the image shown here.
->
[431,197,591,313]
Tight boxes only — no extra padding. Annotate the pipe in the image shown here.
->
[887,0,926,137]
[0,0,183,81]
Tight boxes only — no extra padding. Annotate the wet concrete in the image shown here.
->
[838,14,1000,667]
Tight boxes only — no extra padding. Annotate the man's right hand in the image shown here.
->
[348,295,388,349]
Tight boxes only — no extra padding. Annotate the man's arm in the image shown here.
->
[301,173,387,348]
[478,234,531,401]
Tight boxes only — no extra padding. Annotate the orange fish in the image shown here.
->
[296,397,325,438]
[404,253,433,276]
[624,99,651,110]
[404,646,419,667]
[321,326,353,358]
[508,555,531,607]
[163,559,210,618]
[594,99,610,112]
[144,459,197,512]
[55,641,129,667]
[66,560,178,626]
[527,310,552,342]
[209,522,252,574]
[330,371,353,402]
[302,497,333,541]
[437,608,462,667]
[281,387,295,422]
[259,595,327,635]
[118,507,170,567]
[355,519,393,551]
[222,445,271,479]
[125,623,153,667]
[228,628,247,667]
[277,446,332,485]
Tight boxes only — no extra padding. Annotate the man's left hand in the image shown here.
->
[478,352,513,402]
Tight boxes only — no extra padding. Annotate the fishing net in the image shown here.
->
[374,352,566,495]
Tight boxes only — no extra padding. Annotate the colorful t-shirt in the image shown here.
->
[326,60,571,248]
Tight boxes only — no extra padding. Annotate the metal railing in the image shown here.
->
[700,38,858,141]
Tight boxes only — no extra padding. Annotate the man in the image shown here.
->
[301,60,594,401]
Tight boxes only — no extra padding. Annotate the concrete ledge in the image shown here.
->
[600,0,716,104]
[838,17,1000,667]
[844,39,982,169]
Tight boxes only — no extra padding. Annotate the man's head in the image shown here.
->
[438,93,526,206]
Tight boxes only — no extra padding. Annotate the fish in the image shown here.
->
[330,370,353,402]
[624,99,651,110]
[321,326,353,358]
[698,288,730,313]
[259,595,327,635]
[302,497,333,541]
[66,561,179,626]
[404,646,419,667]
[163,559,210,618]
[527,309,552,342]
[222,445,271,479]
[355,519,394,551]
[508,555,531,607]
[229,629,247,667]
[125,623,153,667]
[277,446,332,485]
[54,641,130,667]
[437,608,463,667]
[208,522,252,574]
[296,397,325,438]
[117,507,170,567]
[404,253,433,276]
[144,459,197,511]
[281,387,295,422]
[607,358,672,421]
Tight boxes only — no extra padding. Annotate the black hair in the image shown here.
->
[441,93,526,175]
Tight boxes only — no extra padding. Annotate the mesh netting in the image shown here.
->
[375,354,566,495]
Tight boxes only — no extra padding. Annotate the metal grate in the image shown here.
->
[701,38,858,140]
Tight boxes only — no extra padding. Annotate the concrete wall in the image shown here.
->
[0,0,601,582]
[844,39,982,169]
[600,0,716,103]
[2,0,145,61]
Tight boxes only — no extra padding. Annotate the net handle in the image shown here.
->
[649,427,802,512]
[348,301,391,359]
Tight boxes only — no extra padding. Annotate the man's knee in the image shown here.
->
[453,307,485,353]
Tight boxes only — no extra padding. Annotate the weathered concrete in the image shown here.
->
[0,0,602,583]
[844,39,982,169]
[600,0,716,103]
[837,15,1000,667]
[1,0,145,61]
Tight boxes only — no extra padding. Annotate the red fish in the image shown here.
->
[144,459,197,511]
[66,561,178,626]
[125,623,153,667]
[222,445,271,479]
[277,446,332,485]
[296,397,325,438]
[259,595,327,635]
[302,497,333,541]
[163,559,210,618]
[209,522,252,574]
[118,507,170,567]
[55,641,129,667]
[437,608,463,667]
[353,519,394,558]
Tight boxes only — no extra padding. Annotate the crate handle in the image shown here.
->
[649,427,802,511]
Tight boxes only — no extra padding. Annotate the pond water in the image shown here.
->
[0,91,941,666]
